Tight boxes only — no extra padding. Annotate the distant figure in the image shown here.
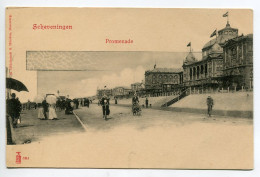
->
[65,98,73,114]
[132,94,139,105]
[81,98,85,107]
[27,100,31,110]
[49,104,58,120]
[86,98,90,108]
[42,99,49,120]
[6,93,21,128]
[74,99,79,109]
[115,97,118,104]
[37,103,45,120]
[100,95,110,119]
[207,96,214,117]
[145,97,149,108]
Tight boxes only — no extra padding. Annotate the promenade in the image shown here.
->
[8,109,84,144]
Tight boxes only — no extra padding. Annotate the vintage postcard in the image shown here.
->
[5,8,253,169]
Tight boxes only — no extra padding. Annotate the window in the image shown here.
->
[248,43,252,52]
[152,75,156,84]
[174,75,178,84]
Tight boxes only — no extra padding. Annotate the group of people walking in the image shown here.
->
[6,91,215,129]
[37,98,58,120]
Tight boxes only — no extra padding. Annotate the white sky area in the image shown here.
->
[37,66,146,98]
[36,52,196,99]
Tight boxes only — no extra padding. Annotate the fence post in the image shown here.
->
[228,87,229,93]
[242,86,244,92]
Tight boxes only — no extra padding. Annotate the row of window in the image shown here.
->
[147,74,179,84]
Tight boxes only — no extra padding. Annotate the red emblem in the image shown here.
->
[16,152,21,164]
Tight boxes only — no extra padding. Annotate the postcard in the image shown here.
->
[5,7,253,169]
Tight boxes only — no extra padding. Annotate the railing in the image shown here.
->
[161,90,188,107]
[188,87,253,95]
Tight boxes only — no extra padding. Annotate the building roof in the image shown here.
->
[113,86,131,90]
[146,67,183,73]
[202,35,232,50]
[218,22,238,33]
[223,34,253,47]
[183,52,198,65]
[131,82,142,85]
[202,22,238,50]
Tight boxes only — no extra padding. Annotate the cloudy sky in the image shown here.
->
[37,51,198,98]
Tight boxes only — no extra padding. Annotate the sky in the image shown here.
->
[36,52,199,98]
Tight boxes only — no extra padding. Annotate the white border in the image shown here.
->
[0,0,259,177]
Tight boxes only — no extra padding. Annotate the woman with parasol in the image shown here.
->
[46,95,58,120]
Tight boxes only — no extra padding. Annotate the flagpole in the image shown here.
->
[227,11,229,24]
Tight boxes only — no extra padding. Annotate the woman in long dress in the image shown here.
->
[37,103,45,120]
[48,104,58,120]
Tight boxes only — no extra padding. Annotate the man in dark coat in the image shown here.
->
[6,93,21,128]
[207,96,214,117]
[42,99,49,120]
[86,98,90,108]
[145,97,149,108]
[65,98,73,114]
[100,95,110,119]
[132,94,139,105]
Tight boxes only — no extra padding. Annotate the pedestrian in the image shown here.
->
[115,97,118,104]
[100,94,110,119]
[37,102,45,120]
[81,98,85,107]
[86,98,90,108]
[42,98,49,120]
[65,98,73,114]
[145,97,149,108]
[132,93,139,105]
[6,93,22,128]
[27,100,31,110]
[49,104,58,120]
[207,96,214,117]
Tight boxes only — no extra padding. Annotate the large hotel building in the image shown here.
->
[144,21,253,95]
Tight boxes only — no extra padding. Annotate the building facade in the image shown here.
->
[112,86,132,98]
[144,68,183,95]
[97,89,113,99]
[222,34,253,90]
[182,22,246,92]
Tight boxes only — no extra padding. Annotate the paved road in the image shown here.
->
[74,104,252,132]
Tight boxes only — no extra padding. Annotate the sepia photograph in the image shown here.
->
[5,7,254,169]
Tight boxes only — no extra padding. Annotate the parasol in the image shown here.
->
[34,95,44,104]
[46,95,57,104]
[6,78,29,92]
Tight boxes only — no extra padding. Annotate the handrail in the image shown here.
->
[161,89,188,107]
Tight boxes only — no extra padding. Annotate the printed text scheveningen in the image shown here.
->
[33,24,73,30]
